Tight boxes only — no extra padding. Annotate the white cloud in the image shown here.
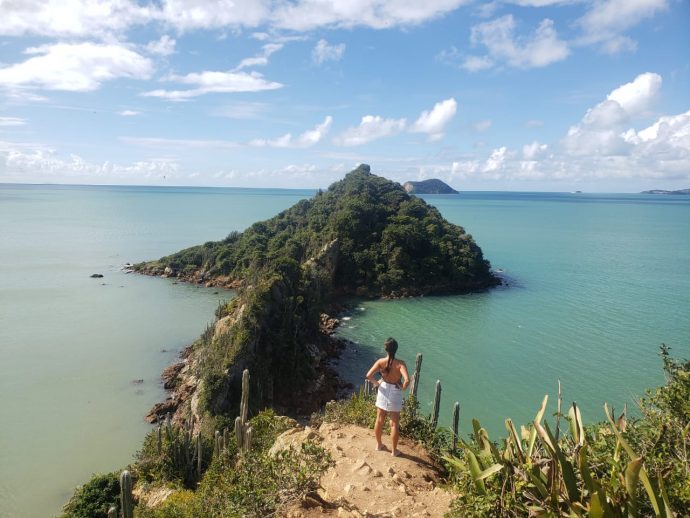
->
[0,43,152,92]
[312,39,346,65]
[483,146,509,172]
[250,116,333,148]
[563,72,662,156]
[234,43,284,71]
[0,0,149,38]
[468,15,569,69]
[462,55,494,72]
[522,141,548,159]
[0,117,27,126]
[118,110,140,116]
[410,98,457,141]
[0,140,180,182]
[271,0,470,31]
[142,70,283,100]
[146,35,176,56]
[334,115,407,146]
[578,0,668,53]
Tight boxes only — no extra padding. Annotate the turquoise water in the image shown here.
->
[335,192,690,438]
[1,185,688,516]
[0,185,310,518]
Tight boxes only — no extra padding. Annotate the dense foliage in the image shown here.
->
[60,472,119,518]
[138,164,496,297]
[137,165,498,419]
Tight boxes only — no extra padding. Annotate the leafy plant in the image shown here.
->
[60,472,119,518]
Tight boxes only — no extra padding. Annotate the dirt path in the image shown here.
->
[279,422,454,517]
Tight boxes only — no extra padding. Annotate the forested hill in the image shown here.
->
[403,178,459,194]
[136,165,498,420]
[137,164,496,297]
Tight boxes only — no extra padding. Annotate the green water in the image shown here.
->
[1,186,688,516]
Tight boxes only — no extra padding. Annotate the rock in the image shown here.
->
[268,426,320,456]
[161,361,185,390]
[131,379,144,384]
[90,273,104,278]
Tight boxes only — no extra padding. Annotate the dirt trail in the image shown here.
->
[279,422,453,517]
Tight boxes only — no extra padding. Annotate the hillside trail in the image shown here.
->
[277,422,454,517]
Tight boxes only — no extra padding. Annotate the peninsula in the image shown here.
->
[135,164,498,424]
[403,178,458,194]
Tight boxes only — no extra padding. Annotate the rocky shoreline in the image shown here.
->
[142,271,355,425]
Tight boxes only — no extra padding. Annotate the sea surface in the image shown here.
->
[1,185,689,517]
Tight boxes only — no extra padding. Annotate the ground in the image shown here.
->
[278,422,453,517]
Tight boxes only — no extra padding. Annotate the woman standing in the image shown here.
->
[365,337,410,457]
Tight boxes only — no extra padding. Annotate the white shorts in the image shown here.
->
[376,381,403,412]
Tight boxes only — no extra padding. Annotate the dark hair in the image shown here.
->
[383,337,398,373]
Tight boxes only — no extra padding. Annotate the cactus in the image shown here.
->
[431,379,441,428]
[235,369,252,453]
[410,353,423,401]
[108,506,117,518]
[196,433,202,480]
[157,422,162,455]
[119,470,133,518]
[451,401,460,452]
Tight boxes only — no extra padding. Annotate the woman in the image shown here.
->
[365,337,410,457]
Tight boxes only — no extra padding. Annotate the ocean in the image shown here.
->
[1,185,688,517]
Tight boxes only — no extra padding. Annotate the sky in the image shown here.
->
[0,0,688,192]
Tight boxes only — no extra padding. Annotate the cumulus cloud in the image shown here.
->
[410,98,457,141]
[578,0,668,53]
[145,35,176,56]
[312,39,346,65]
[467,15,569,69]
[563,72,662,156]
[440,72,690,186]
[0,42,153,92]
[249,116,333,148]
[142,70,283,100]
[334,115,407,146]
[0,140,180,183]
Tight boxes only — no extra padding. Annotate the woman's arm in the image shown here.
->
[365,359,382,387]
[399,361,410,390]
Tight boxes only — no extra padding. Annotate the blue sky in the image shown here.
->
[0,0,688,191]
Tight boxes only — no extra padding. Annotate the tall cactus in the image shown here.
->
[235,369,252,453]
[119,470,133,518]
[410,353,423,401]
[431,379,442,429]
[451,401,460,452]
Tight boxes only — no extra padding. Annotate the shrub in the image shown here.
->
[60,472,119,518]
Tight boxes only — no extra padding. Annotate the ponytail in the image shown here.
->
[383,337,398,374]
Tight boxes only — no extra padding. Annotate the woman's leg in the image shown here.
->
[389,411,400,455]
[374,407,387,450]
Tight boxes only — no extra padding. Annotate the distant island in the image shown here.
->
[403,178,458,194]
[641,188,690,195]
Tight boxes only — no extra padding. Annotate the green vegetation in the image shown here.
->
[60,472,120,518]
[134,410,332,518]
[445,346,689,517]
[136,165,498,420]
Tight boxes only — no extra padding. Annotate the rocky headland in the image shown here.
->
[135,164,498,430]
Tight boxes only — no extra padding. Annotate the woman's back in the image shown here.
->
[379,357,405,384]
